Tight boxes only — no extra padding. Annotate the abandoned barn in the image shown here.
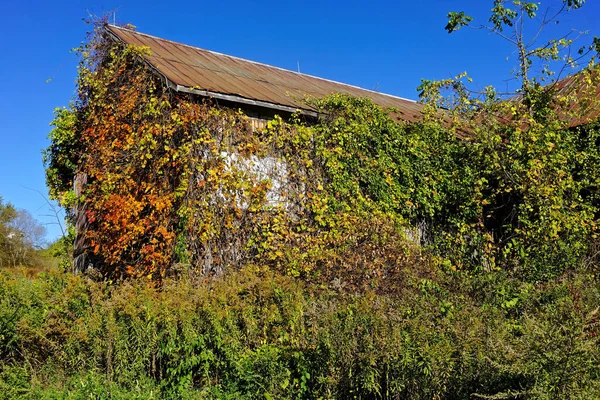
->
[70,24,428,277]
[67,24,600,280]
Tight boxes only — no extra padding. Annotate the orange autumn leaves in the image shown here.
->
[79,44,187,279]
[77,38,274,280]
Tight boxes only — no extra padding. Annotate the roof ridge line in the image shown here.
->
[108,24,418,104]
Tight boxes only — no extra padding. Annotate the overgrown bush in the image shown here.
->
[1,266,599,399]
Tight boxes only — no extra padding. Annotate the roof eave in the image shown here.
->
[167,82,318,118]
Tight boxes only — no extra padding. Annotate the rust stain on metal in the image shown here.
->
[107,25,424,121]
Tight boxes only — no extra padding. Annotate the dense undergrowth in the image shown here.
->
[1,264,599,399]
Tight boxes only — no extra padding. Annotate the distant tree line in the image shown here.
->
[0,196,47,267]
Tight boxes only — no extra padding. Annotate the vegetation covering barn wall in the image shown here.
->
[44,24,430,283]
[44,21,600,283]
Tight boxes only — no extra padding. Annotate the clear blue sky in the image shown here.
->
[1,0,599,242]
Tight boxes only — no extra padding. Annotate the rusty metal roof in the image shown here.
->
[553,67,600,128]
[106,25,424,121]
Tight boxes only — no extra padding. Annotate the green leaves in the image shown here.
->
[445,11,473,33]
[564,0,586,10]
[430,0,600,278]
[489,0,518,31]
[44,107,79,211]
[4,258,600,397]
[592,36,600,55]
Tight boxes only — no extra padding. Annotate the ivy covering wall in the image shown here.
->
[45,23,600,283]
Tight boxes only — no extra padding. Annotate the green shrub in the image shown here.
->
[1,266,599,398]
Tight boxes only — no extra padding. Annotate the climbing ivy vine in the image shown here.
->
[46,14,600,283]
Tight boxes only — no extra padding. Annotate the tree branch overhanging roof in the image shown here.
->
[106,24,425,121]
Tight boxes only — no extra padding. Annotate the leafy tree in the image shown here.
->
[0,197,47,267]
[43,107,79,217]
[445,0,597,92]
[0,197,18,265]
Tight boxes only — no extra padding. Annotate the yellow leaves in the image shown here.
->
[239,142,258,153]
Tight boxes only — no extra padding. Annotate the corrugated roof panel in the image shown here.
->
[144,56,190,87]
[150,36,189,65]
[107,24,424,118]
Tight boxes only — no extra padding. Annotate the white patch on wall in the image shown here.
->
[220,151,289,208]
